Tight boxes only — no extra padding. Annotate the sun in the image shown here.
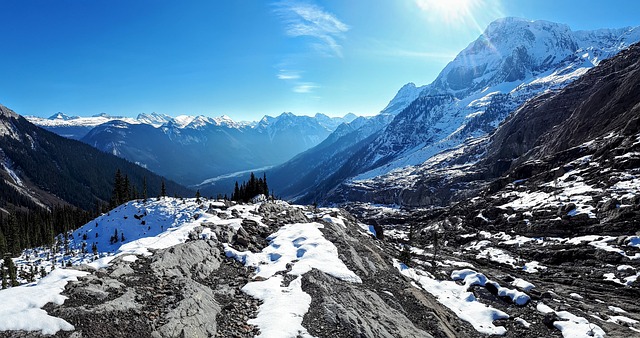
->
[415,0,484,26]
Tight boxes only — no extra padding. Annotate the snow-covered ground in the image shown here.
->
[0,198,363,337]
[1,197,211,334]
[0,269,89,335]
[395,261,510,335]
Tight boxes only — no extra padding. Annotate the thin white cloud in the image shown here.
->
[385,48,458,60]
[362,38,458,62]
[277,71,301,80]
[293,82,318,93]
[274,1,349,57]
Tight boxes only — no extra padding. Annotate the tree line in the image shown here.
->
[0,205,93,258]
[231,172,270,202]
[0,168,170,261]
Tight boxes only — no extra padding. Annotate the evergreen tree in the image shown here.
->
[195,190,202,204]
[160,179,167,197]
[263,173,269,198]
[230,172,271,202]
[132,185,139,200]
[6,213,21,256]
[110,169,124,208]
[233,182,240,200]
[123,175,131,202]
[142,176,148,201]
[0,231,6,256]
[3,256,17,287]
[1,264,6,289]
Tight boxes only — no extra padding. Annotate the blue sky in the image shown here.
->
[1,0,638,121]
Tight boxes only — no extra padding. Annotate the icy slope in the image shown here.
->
[317,19,640,205]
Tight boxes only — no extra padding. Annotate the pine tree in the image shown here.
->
[195,190,202,204]
[1,264,6,289]
[123,175,131,202]
[0,231,6,256]
[231,172,272,202]
[4,256,17,287]
[6,213,21,256]
[160,179,167,197]
[233,181,240,201]
[263,173,269,196]
[142,176,148,201]
[132,185,139,200]
[110,169,123,208]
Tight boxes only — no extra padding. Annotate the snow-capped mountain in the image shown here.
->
[379,82,423,116]
[28,112,356,190]
[273,18,640,204]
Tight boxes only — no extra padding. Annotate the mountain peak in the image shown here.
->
[380,82,422,116]
[343,112,358,121]
[428,18,640,95]
[48,112,73,120]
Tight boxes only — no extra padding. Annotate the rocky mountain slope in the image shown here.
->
[270,18,640,204]
[342,39,640,338]
[0,198,475,337]
[27,112,357,190]
[3,194,637,337]
[332,39,640,209]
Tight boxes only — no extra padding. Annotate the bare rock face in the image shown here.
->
[302,270,433,338]
[37,239,230,338]
[150,240,222,280]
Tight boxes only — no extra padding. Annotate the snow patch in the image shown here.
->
[536,302,605,338]
[0,269,89,335]
[242,275,314,338]
[225,219,361,337]
[395,262,509,335]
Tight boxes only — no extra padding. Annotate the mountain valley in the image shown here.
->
[1,15,639,338]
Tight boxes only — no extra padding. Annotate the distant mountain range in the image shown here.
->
[0,105,190,212]
[266,17,640,205]
[22,18,640,205]
[27,112,358,189]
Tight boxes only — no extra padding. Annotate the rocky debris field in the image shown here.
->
[2,189,638,338]
[0,200,501,338]
[350,205,639,337]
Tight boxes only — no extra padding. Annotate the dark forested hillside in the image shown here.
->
[0,105,192,212]
[0,104,193,253]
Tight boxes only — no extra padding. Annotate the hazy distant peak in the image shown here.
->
[48,112,74,120]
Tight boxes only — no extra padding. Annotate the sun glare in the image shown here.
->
[416,0,475,23]
[414,0,500,31]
